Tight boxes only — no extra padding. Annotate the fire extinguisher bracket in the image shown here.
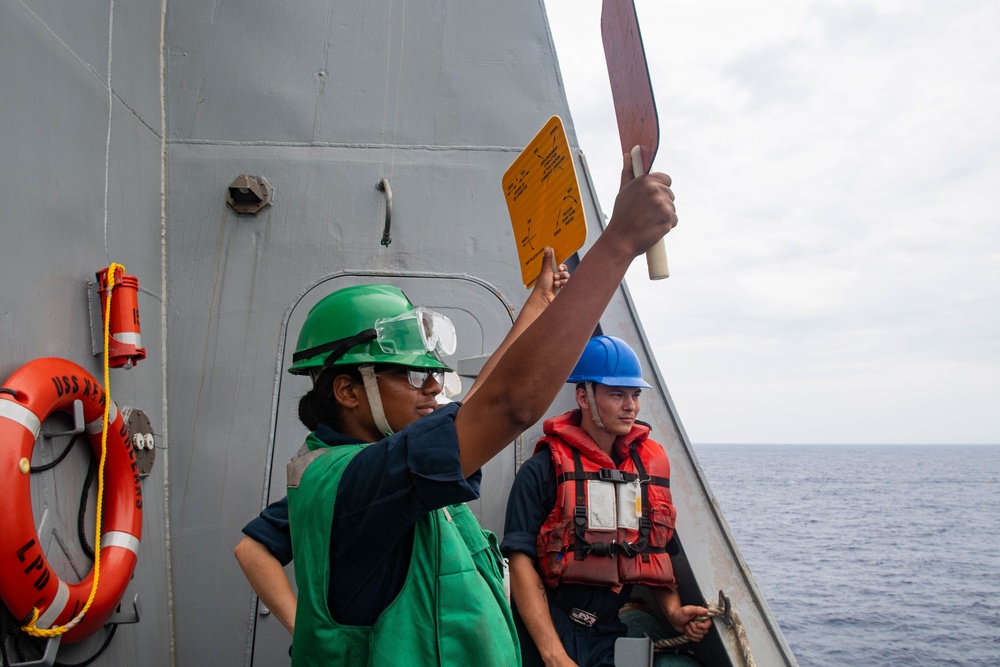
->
[87,278,104,358]
[88,267,147,369]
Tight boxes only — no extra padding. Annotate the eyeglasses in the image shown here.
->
[377,367,445,390]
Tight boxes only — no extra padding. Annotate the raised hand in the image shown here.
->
[606,152,678,259]
[530,246,570,304]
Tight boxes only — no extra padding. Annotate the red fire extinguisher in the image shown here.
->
[96,265,146,368]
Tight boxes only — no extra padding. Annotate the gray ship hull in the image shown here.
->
[0,1,795,665]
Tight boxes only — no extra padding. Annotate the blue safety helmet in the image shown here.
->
[567,335,652,388]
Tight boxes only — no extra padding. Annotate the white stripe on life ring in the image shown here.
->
[85,402,119,434]
[0,400,41,439]
[101,531,140,556]
[36,579,70,629]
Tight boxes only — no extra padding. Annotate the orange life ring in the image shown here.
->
[0,357,143,643]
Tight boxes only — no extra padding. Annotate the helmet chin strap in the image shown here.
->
[359,365,393,437]
[584,381,606,429]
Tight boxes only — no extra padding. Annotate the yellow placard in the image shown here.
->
[503,116,587,288]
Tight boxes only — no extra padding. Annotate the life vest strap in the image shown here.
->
[574,540,671,559]
[557,470,670,488]
[569,449,672,561]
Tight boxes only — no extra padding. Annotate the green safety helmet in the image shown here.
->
[288,284,455,376]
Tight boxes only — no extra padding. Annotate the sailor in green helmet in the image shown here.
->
[286,283,523,666]
[235,249,569,643]
[239,156,680,665]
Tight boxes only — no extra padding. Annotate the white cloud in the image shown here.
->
[545,0,1000,443]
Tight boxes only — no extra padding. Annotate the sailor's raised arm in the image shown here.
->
[455,156,677,477]
[463,246,569,403]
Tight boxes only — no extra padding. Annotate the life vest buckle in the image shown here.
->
[619,541,640,558]
[589,540,618,557]
[599,468,626,483]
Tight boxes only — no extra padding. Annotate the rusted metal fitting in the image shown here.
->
[227,174,274,215]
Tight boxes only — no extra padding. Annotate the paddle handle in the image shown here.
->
[631,145,669,280]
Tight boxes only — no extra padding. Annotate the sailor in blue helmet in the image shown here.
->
[502,336,712,667]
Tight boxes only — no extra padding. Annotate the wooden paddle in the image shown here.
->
[602,0,669,279]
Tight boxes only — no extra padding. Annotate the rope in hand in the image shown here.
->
[18,263,122,638]
[652,597,756,667]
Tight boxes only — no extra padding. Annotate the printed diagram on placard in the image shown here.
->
[503,116,587,288]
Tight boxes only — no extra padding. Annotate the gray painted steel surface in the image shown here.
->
[1,0,169,665]
[0,0,796,665]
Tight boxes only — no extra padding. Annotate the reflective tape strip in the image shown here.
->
[101,531,140,556]
[112,332,142,347]
[586,480,618,531]
[287,445,327,489]
[0,400,41,439]
[36,579,70,629]
[85,402,119,434]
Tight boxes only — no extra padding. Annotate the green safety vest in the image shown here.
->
[287,433,520,666]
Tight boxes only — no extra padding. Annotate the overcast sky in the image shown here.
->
[543,0,999,445]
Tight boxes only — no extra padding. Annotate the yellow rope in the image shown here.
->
[20,263,122,637]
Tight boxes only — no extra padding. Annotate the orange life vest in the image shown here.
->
[534,410,676,593]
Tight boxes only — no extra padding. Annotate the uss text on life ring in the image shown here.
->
[0,357,143,643]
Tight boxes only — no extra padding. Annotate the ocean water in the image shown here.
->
[693,444,1000,667]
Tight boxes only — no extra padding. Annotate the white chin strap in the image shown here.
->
[584,381,606,429]
[359,365,393,437]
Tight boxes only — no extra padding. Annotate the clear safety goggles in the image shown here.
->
[436,371,463,404]
[374,307,457,357]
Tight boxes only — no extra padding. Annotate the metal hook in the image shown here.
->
[376,178,392,247]
[43,400,84,438]
[3,637,60,667]
[717,590,733,625]
[106,593,142,625]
